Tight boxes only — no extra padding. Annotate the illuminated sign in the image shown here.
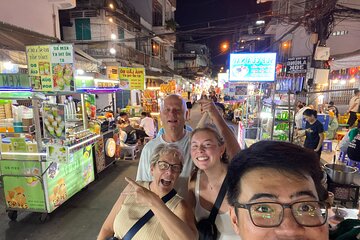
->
[229,53,276,82]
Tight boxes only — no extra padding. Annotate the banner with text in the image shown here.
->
[119,67,145,90]
[26,44,75,92]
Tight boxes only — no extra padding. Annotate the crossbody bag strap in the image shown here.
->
[123,188,177,240]
[208,174,229,223]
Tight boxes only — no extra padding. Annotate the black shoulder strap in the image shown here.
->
[123,188,177,240]
[208,175,229,223]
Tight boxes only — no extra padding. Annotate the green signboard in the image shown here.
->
[45,144,94,212]
[0,144,95,212]
[1,161,45,211]
[0,74,30,89]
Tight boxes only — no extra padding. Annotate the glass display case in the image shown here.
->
[260,102,295,142]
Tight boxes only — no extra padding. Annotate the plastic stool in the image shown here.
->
[121,144,138,160]
[322,140,332,152]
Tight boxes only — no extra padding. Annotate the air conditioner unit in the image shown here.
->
[48,0,76,10]
[314,46,330,60]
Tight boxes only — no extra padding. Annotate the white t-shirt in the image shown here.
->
[136,131,192,198]
[140,117,155,138]
[348,96,360,112]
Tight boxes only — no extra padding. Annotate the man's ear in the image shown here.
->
[150,163,154,176]
[229,206,241,235]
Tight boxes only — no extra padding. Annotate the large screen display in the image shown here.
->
[229,53,277,82]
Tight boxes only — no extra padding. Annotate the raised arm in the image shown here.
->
[136,144,152,181]
[126,177,198,240]
[198,99,241,160]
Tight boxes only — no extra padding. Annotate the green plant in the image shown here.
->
[165,18,177,31]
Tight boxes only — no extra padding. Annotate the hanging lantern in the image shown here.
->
[349,67,358,75]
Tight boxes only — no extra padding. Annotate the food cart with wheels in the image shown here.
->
[0,43,100,222]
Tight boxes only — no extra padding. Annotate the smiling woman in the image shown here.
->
[97,144,197,240]
[187,126,238,239]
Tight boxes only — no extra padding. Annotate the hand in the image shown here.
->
[124,177,157,206]
[198,99,221,120]
[314,148,320,152]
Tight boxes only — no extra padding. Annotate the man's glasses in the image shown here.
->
[234,201,328,227]
[157,161,182,173]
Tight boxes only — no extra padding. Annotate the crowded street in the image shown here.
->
[0,0,360,239]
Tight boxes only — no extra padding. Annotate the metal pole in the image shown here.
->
[32,99,43,151]
[305,88,358,95]
[81,94,88,129]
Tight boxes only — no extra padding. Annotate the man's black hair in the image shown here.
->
[329,101,334,105]
[227,141,327,206]
[141,112,147,116]
[303,109,317,118]
[119,112,128,117]
[355,89,359,94]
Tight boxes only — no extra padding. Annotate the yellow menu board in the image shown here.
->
[119,67,145,90]
[26,44,75,92]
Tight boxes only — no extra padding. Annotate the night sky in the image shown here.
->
[176,0,271,69]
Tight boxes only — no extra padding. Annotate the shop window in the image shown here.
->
[75,18,91,40]
[152,41,160,57]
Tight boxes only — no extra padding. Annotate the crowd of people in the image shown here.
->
[96,91,359,240]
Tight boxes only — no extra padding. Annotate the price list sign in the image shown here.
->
[26,44,75,92]
[119,67,145,90]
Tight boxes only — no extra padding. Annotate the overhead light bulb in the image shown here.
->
[109,3,114,9]
[340,80,346,85]
[111,33,116,40]
[333,78,339,83]
[76,69,85,75]
[109,48,116,54]
[109,17,113,23]
[4,61,13,70]
[350,78,356,83]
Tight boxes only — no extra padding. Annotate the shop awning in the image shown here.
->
[0,21,59,51]
[330,48,360,70]
[0,22,100,71]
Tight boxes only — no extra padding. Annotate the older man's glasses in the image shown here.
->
[234,201,328,227]
[157,161,182,173]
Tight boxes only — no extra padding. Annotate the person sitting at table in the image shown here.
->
[327,101,339,118]
[118,112,130,124]
[97,144,197,240]
[118,119,137,145]
[227,141,329,240]
[325,110,339,140]
[139,111,155,139]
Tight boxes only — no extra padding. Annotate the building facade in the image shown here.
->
[60,0,176,78]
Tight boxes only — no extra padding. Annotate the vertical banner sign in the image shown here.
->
[27,45,52,91]
[26,44,75,92]
[50,44,74,91]
[119,67,145,90]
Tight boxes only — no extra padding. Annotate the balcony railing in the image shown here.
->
[81,43,165,69]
